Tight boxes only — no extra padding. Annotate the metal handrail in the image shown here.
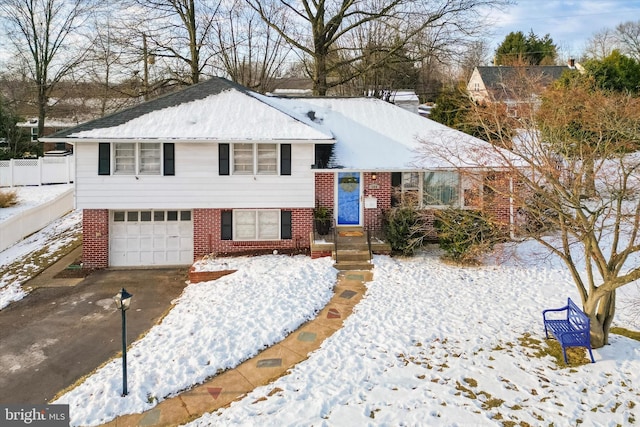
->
[366,227,373,263]
[333,218,338,263]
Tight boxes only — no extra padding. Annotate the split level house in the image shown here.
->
[42,77,514,269]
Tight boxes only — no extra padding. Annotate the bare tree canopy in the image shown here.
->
[124,0,223,85]
[0,0,94,137]
[245,0,512,95]
[213,0,291,93]
[616,20,640,61]
[584,20,640,61]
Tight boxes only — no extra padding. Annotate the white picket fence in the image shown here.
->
[0,188,75,252]
[0,155,75,187]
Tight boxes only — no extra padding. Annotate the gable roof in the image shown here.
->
[475,65,569,90]
[46,77,332,141]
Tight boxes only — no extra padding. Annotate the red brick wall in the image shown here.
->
[483,171,513,229]
[363,172,391,230]
[82,209,109,269]
[314,172,334,210]
[193,208,312,259]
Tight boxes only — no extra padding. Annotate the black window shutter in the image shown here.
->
[280,144,291,176]
[391,172,402,187]
[219,143,230,175]
[98,143,110,175]
[163,143,175,176]
[281,210,292,239]
[221,211,233,240]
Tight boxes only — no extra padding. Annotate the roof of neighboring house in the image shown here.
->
[43,77,510,170]
[474,65,570,90]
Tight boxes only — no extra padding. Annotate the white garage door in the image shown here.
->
[110,210,193,267]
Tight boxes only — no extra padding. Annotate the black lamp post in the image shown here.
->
[113,288,133,396]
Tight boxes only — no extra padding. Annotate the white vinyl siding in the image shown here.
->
[75,142,317,210]
[233,209,280,240]
[114,142,161,175]
[233,143,277,175]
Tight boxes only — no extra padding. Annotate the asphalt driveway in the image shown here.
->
[0,267,188,404]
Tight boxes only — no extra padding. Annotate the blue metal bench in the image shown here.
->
[542,297,595,364]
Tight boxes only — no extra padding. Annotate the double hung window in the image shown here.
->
[114,142,161,175]
[232,143,277,175]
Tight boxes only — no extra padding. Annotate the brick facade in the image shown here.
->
[363,172,391,231]
[483,171,513,230]
[314,172,334,211]
[193,208,313,259]
[80,171,515,268]
[82,209,109,269]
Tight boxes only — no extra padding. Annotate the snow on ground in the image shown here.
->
[53,243,640,426]
[0,184,73,221]
[54,256,337,425]
[0,184,81,309]
[185,251,640,427]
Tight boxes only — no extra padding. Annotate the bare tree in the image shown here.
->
[584,28,617,60]
[245,0,511,96]
[434,76,640,349]
[214,0,291,93]
[126,0,222,85]
[0,0,93,138]
[616,20,640,61]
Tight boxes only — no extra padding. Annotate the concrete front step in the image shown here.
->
[334,260,373,271]
[335,250,370,262]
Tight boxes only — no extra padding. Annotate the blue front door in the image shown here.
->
[337,172,361,225]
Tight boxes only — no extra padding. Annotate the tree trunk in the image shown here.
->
[582,154,597,197]
[584,289,615,348]
[313,53,328,96]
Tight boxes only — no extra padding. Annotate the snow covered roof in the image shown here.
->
[46,78,330,141]
[261,95,507,170]
[43,77,506,170]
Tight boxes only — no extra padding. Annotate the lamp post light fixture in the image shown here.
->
[113,288,133,396]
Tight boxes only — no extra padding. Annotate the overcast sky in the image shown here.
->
[487,0,640,59]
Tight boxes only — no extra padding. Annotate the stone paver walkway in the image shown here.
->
[102,270,372,427]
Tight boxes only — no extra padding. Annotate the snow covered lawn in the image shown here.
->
[53,244,640,426]
[187,251,640,426]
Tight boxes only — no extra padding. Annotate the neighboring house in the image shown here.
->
[467,64,573,116]
[17,118,78,154]
[42,77,513,269]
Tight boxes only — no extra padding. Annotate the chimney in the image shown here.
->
[568,58,575,68]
